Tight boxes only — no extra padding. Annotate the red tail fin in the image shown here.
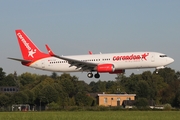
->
[15,30,49,60]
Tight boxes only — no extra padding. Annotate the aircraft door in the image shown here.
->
[117,98,120,106]
[42,60,45,69]
[151,53,155,62]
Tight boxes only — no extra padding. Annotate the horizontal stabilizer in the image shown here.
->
[8,57,32,63]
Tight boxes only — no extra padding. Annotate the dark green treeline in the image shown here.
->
[0,67,180,110]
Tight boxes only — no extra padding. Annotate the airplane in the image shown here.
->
[8,30,174,79]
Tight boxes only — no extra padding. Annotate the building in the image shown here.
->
[0,86,19,93]
[12,104,30,111]
[97,93,136,106]
[122,100,136,108]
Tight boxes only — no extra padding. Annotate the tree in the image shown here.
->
[106,81,119,93]
[39,85,58,104]
[89,81,97,93]
[74,81,91,93]
[75,92,94,106]
[176,71,180,80]
[141,71,152,81]
[12,92,28,104]
[24,90,35,105]
[0,94,9,107]
[0,67,6,81]
[92,80,106,92]
[135,98,149,108]
[173,86,180,107]
[50,72,58,79]
[159,85,175,105]
[157,68,176,83]
[115,73,126,82]
[148,74,167,103]
[57,92,70,107]
[0,67,6,86]
[136,80,150,98]
[19,72,36,86]
[120,74,140,93]
[59,74,76,98]
[3,73,16,86]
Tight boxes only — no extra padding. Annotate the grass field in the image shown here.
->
[0,111,179,120]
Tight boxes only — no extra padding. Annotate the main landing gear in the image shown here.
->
[87,72,100,79]
[156,69,159,74]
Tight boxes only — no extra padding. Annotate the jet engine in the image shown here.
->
[96,64,115,73]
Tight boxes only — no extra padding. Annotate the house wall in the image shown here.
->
[98,94,136,106]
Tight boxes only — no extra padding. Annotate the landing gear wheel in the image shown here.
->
[94,73,100,79]
[155,69,159,74]
[87,73,93,78]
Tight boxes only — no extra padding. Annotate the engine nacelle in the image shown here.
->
[109,69,125,74]
[96,64,115,73]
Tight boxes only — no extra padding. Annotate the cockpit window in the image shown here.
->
[160,55,167,57]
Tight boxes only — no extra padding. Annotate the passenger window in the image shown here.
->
[160,55,167,57]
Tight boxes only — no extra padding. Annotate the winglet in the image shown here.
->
[45,44,55,56]
[89,51,93,55]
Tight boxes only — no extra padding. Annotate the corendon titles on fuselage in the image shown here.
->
[113,53,149,61]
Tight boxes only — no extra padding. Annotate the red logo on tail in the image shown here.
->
[17,32,36,58]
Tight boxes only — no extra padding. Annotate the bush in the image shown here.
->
[164,104,172,111]
[48,102,60,111]
[135,98,149,109]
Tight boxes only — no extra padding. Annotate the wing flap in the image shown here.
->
[54,54,97,71]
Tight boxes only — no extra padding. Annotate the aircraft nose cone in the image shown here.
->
[168,57,174,64]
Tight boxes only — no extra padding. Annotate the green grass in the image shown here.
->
[0,111,180,120]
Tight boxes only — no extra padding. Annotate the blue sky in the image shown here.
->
[0,0,179,83]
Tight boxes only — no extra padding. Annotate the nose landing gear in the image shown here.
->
[155,66,165,74]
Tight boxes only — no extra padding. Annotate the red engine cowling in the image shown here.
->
[109,69,125,74]
[96,64,115,73]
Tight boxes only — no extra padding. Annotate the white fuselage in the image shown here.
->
[29,52,174,72]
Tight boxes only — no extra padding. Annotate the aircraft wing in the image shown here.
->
[54,54,97,71]
[45,44,98,72]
